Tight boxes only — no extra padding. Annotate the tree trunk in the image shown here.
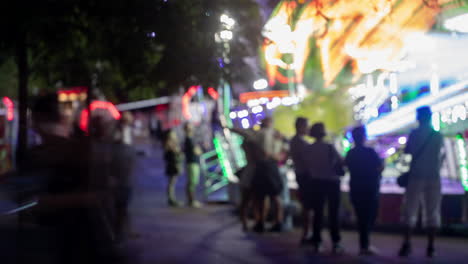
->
[15,31,28,169]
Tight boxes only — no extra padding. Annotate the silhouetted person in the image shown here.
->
[345,126,383,255]
[289,117,313,244]
[184,123,202,207]
[305,122,344,254]
[163,129,183,206]
[399,106,443,258]
[27,94,111,263]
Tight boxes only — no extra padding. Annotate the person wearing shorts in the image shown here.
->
[399,106,443,258]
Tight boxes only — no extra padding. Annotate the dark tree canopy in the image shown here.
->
[0,0,262,102]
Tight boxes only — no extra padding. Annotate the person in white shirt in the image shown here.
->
[399,106,443,258]
[305,122,344,254]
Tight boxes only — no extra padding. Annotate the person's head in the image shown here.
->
[295,117,308,136]
[89,113,117,140]
[184,122,194,136]
[416,106,432,126]
[309,122,326,140]
[164,129,179,150]
[351,126,366,146]
[261,117,272,129]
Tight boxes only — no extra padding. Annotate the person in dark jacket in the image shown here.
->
[345,126,383,255]
[163,129,183,207]
[184,123,203,207]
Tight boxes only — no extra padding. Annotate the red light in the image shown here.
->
[2,97,14,121]
[79,101,121,132]
[182,86,200,120]
[207,87,219,100]
[79,109,89,132]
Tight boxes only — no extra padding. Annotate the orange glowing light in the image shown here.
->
[239,90,290,104]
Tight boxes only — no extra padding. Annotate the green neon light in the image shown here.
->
[232,134,247,169]
[223,82,233,128]
[342,137,351,155]
[456,135,468,192]
[213,136,233,180]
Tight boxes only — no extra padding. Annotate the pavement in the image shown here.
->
[126,142,468,264]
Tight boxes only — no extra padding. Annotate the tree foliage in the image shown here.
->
[0,0,262,102]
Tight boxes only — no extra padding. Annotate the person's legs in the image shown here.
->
[167,175,179,204]
[268,195,284,232]
[351,194,368,250]
[253,194,266,233]
[186,163,201,206]
[240,188,252,231]
[423,180,441,257]
[400,180,423,256]
[327,181,342,251]
[311,180,326,245]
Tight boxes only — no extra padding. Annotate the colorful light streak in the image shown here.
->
[182,86,199,120]
[207,87,219,100]
[239,90,289,104]
[263,0,451,86]
[2,97,14,121]
[79,101,121,132]
[366,80,468,136]
[456,135,468,191]
[213,135,235,182]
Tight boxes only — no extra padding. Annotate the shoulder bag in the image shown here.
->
[397,131,434,188]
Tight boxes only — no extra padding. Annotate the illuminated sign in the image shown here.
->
[239,90,289,104]
[79,101,121,132]
[263,0,445,87]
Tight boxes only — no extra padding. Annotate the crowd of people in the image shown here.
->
[18,93,136,263]
[230,106,443,258]
[18,92,443,261]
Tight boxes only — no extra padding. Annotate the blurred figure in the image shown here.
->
[183,123,203,207]
[306,122,344,254]
[289,117,312,244]
[120,111,134,145]
[27,94,111,263]
[252,117,284,233]
[238,138,259,231]
[345,126,383,255]
[399,106,443,258]
[163,129,183,207]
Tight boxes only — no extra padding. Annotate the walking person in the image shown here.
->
[163,129,183,207]
[305,122,345,253]
[184,123,203,208]
[289,117,313,244]
[398,106,444,258]
[345,126,383,255]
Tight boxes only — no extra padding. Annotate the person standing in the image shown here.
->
[289,117,312,244]
[399,106,443,258]
[345,126,383,255]
[164,130,183,207]
[253,117,285,233]
[184,123,203,208]
[305,122,344,254]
